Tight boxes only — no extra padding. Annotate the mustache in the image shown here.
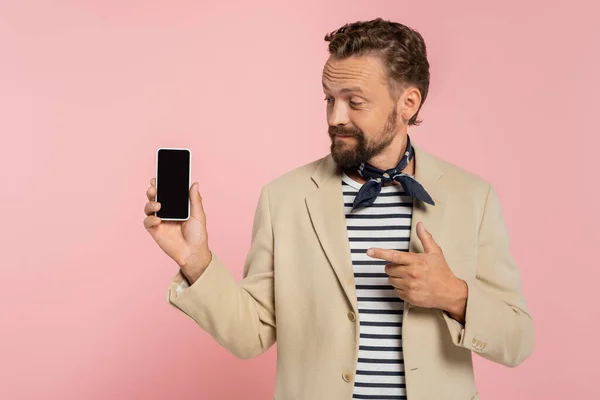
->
[328,125,363,137]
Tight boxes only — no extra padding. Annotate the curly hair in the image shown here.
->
[324,18,430,126]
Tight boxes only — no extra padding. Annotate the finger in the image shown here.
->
[366,248,418,264]
[389,276,408,290]
[146,185,156,201]
[393,287,408,301]
[144,201,161,216]
[417,222,443,255]
[150,178,156,187]
[384,263,411,278]
[144,215,161,229]
[189,182,207,222]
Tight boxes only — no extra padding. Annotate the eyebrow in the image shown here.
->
[322,83,365,94]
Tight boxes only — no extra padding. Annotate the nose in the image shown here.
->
[327,101,350,127]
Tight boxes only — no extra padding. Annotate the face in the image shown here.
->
[322,54,401,168]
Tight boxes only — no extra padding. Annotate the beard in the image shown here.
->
[329,107,398,168]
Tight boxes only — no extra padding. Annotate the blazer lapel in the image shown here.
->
[305,155,358,312]
[409,144,449,255]
[305,143,449,314]
[404,144,449,317]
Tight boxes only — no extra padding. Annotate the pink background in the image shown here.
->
[1,0,599,399]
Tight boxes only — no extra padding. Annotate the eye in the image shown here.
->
[349,98,363,106]
[324,96,334,104]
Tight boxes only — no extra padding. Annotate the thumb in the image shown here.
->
[416,222,442,255]
[189,182,206,222]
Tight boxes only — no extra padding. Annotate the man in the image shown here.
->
[144,18,534,400]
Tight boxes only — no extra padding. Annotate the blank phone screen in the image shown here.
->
[156,149,190,219]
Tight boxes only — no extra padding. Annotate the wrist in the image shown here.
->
[443,278,468,323]
[180,250,212,284]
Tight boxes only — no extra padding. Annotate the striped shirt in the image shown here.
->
[342,171,413,400]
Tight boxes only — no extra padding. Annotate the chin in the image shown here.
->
[332,151,358,168]
[330,140,361,166]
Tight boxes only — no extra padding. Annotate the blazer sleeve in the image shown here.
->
[164,186,276,360]
[442,183,535,367]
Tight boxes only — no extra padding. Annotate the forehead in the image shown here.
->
[322,54,388,92]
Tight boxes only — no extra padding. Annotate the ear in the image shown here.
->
[399,86,422,123]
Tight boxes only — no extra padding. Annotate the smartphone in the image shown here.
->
[155,148,191,221]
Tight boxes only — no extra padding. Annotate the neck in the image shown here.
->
[344,133,415,185]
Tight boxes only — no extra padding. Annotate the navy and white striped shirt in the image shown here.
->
[342,171,413,400]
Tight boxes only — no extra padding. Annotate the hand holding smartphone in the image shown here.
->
[144,148,213,283]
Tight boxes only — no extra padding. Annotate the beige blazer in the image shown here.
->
[165,143,534,400]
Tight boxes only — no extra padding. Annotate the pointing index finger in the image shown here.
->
[366,248,418,264]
